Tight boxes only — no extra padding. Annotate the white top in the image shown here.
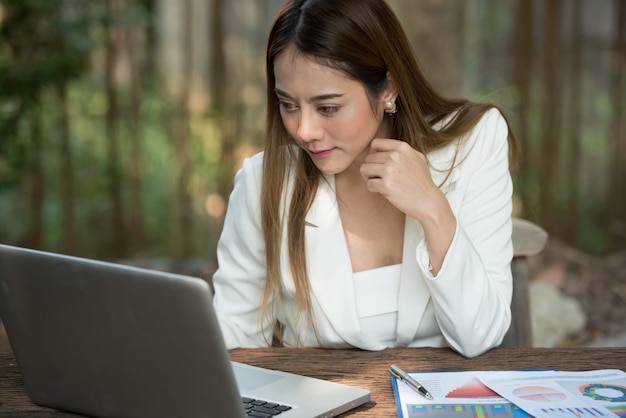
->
[353,264,402,347]
[213,108,514,357]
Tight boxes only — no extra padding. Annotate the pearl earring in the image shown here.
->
[384,100,397,114]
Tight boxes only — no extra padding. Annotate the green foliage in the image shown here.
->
[0,0,102,98]
[0,0,102,189]
[0,0,623,262]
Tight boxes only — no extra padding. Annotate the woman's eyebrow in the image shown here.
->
[274,88,344,103]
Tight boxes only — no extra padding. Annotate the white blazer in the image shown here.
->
[212,108,513,358]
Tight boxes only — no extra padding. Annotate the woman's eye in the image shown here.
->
[278,101,298,112]
[319,106,338,115]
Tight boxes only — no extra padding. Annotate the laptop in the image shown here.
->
[0,244,370,418]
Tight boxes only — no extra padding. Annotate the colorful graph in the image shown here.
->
[580,384,626,402]
[539,407,612,417]
[512,386,567,402]
[606,406,626,418]
[446,378,501,399]
[407,404,530,418]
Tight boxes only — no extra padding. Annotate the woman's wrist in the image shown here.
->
[418,194,456,275]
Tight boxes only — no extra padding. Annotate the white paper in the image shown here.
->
[392,371,536,417]
[478,369,626,418]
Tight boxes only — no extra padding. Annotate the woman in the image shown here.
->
[212,0,517,358]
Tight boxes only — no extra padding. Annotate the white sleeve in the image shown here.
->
[211,153,274,348]
[417,108,514,357]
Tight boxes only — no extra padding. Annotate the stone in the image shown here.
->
[529,281,587,348]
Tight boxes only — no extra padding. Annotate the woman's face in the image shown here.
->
[273,45,395,175]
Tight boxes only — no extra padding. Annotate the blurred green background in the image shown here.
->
[1,0,625,273]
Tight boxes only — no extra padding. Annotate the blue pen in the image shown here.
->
[389,364,434,400]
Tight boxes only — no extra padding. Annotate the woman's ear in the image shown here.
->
[382,71,399,103]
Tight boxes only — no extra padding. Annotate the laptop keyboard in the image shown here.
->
[242,396,292,417]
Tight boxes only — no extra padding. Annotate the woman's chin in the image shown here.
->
[313,162,344,175]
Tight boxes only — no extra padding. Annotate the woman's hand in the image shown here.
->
[359,138,440,220]
[360,138,456,274]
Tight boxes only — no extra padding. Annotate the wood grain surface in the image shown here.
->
[1,347,624,417]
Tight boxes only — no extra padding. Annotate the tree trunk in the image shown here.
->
[606,0,626,250]
[27,103,44,249]
[564,0,583,245]
[513,0,534,212]
[171,110,193,271]
[538,0,564,233]
[58,83,77,255]
[213,0,236,199]
[157,0,195,270]
[105,0,126,258]
[126,5,146,254]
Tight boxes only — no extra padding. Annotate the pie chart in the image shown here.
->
[580,383,626,402]
[513,386,567,402]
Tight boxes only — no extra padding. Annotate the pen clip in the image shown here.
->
[389,364,434,400]
[389,365,402,380]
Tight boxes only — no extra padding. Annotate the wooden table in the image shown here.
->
[1,347,625,417]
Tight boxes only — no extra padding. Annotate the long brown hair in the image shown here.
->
[260,0,517,344]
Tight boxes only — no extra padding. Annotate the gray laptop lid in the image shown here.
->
[0,244,245,418]
[0,244,370,418]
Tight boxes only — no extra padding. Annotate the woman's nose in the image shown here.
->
[296,111,321,143]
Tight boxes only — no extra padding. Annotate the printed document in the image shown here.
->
[478,369,626,418]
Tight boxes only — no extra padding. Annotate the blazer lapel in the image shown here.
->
[396,217,431,345]
[304,176,387,350]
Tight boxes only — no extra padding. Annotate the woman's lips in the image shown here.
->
[309,148,334,158]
